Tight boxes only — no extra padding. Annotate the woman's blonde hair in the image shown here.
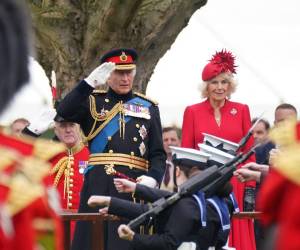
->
[200,72,237,99]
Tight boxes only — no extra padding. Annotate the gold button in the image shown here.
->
[131,151,134,156]
[136,124,140,128]
[70,168,74,172]
[69,179,73,183]
[68,191,73,194]
[70,184,74,187]
[109,149,113,153]
[105,98,109,103]
[68,203,73,207]
[133,137,137,142]
[70,172,74,176]
[68,196,72,200]
[108,136,112,141]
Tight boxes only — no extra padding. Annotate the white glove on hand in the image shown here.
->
[88,195,111,207]
[114,178,137,193]
[136,175,157,188]
[27,107,56,135]
[84,62,115,88]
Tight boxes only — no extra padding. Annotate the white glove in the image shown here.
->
[136,175,157,188]
[27,107,56,135]
[84,62,115,88]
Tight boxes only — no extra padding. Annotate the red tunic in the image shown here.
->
[181,99,256,250]
[51,143,89,239]
[0,131,65,250]
[258,169,300,250]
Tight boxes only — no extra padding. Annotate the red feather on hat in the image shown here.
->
[210,49,237,74]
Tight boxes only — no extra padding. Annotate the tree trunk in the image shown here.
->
[27,0,207,95]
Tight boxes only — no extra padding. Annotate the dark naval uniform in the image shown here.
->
[107,184,237,250]
[57,80,166,250]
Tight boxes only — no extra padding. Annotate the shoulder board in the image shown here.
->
[134,92,158,105]
[92,89,107,95]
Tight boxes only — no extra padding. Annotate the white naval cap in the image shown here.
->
[202,133,239,155]
[169,146,211,169]
[198,143,235,165]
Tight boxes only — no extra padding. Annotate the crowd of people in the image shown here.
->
[1,1,300,250]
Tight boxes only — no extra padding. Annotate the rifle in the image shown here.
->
[203,145,257,197]
[236,113,264,151]
[127,146,256,229]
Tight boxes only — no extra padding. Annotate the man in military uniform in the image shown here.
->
[57,48,166,250]
[50,115,90,241]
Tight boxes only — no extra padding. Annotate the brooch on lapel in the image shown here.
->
[230,108,237,115]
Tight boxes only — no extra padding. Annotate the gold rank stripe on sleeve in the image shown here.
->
[134,92,158,106]
[88,153,149,171]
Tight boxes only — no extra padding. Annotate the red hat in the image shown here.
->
[202,49,237,81]
[100,48,137,70]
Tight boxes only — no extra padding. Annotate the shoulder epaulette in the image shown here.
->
[92,89,107,95]
[134,92,158,105]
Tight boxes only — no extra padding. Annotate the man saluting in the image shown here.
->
[57,48,166,250]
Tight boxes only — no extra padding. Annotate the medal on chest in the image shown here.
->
[78,160,88,174]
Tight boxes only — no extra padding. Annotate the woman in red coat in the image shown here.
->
[181,50,256,250]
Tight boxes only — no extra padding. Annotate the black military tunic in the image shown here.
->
[57,80,166,250]
[107,184,234,250]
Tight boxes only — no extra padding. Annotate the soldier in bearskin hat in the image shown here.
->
[0,1,65,249]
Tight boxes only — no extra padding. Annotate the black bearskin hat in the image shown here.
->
[0,0,30,114]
